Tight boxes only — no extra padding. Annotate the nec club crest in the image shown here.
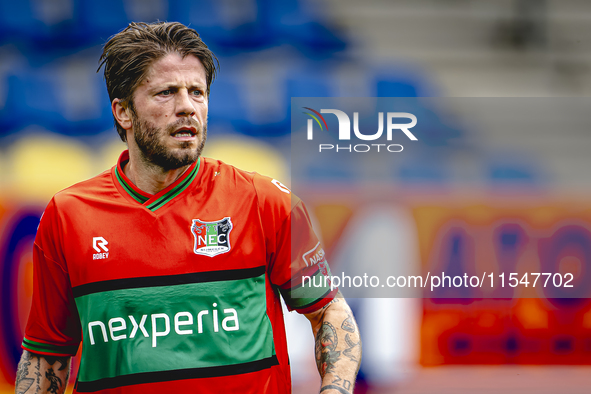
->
[191,217,233,257]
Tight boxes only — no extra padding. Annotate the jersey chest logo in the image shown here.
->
[190,217,233,257]
[92,236,109,260]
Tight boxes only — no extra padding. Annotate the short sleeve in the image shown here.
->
[275,200,338,313]
[254,175,338,314]
[22,199,81,356]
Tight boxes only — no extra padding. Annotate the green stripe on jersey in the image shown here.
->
[74,271,274,384]
[147,158,200,211]
[114,167,149,204]
[280,268,334,310]
[22,337,79,355]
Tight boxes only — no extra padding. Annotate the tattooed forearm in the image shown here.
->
[341,315,355,333]
[318,373,354,394]
[34,355,40,393]
[308,295,361,394]
[44,357,68,371]
[320,384,351,394]
[315,322,341,378]
[343,333,360,362]
[49,357,70,386]
[45,369,62,394]
[339,310,360,363]
[14,351,71,394]
[325,374,353,393]
[15,351,35,394]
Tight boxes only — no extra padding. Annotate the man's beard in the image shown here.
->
[133,117,207,171]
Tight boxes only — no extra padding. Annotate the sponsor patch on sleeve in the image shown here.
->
[302,242,326,267]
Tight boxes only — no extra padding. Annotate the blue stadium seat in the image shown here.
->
[0,0,79,48]
[278,63,338,137]
[372,65,436,98]
[3,69,64,132]
[75,0,133,44]
[0,74,21,134]
[398,157,450,183]
[171,0,347,54]
[0,1,43,43]
[261,0,346,56]
[1,63,113,137]
[207,74,248,132]
[168,0,271,52]
[487,160,539,184]
[285,63,336,98]
[376,79,420,98]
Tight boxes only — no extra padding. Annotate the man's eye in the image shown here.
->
[192,90,203,96]
[159,90,172,96]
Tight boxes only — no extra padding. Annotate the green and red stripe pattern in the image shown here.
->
[115,157,200,211]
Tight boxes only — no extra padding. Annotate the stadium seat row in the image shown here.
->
[0,0,345,55]
[0,51,439,139]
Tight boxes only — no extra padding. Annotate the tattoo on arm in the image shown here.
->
[340,311,360,362]
[316,298,361,393]
[332,374,342,385]
[341,315,355,333]
[15,352,35,394]
[45,356,68,394]
[44,357,68,371]
[322,374,352,393]
[34,355,41,392]
[15,352,70,394]
[343,334,360,362]
[45,369,62,394]
[320,384,351,394]
[315,322,341,378]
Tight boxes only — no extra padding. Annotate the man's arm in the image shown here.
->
[15,350,71,394]
[305,291,362,394]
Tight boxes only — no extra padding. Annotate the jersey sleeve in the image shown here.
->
[22,198,81,356]
[254,175,338,314]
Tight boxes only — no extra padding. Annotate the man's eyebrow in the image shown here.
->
[151,82,206,90]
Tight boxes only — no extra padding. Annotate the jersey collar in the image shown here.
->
[114,150,201,212]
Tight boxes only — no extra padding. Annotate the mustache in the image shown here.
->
[166,118,203,133]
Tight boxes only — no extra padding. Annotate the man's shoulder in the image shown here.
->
[52,168,114,205]
[202,157,294,203]
[202,156,257,181]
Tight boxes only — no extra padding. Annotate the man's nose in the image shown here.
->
[176,90,196,117]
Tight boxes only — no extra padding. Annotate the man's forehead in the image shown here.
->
[143,53,206,84]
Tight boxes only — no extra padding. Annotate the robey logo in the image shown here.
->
[92,236,109,260]
[303,107,418,153]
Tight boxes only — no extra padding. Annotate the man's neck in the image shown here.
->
[124,150,191,195]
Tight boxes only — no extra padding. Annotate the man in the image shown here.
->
[15,22,361,393]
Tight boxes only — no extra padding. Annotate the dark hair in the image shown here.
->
[98,21,219,142]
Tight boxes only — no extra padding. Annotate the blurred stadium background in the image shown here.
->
[2,0,591,393]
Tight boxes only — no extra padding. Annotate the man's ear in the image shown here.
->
[112,98,133,130]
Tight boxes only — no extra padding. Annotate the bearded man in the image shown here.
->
[15,22,361,394]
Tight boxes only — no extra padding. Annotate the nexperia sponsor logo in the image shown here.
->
[303,107,418,153]
[191,217,233,257]
[86,303,240,348]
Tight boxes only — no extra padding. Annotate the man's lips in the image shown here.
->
[171,126,197,140]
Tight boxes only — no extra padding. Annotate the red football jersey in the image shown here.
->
[22,151,337,393]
